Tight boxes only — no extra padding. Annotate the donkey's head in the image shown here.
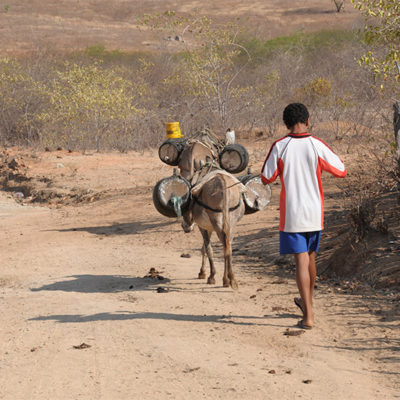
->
[181,214,194,233]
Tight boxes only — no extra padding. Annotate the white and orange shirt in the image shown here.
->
[261,133,346,232]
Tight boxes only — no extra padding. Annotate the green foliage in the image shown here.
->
[239,29,358,63]
[335,93,353,109]
[306,29,357,49]
[352,0,400,88]
[297,78,332,107]
[84,45,129,62]
[39,62,145,150]
[66,45,156,70]
[86,44,107,58]
[0,57,44,144]
[352,0,400,171]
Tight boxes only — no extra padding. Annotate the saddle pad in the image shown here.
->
[191,170,247,196]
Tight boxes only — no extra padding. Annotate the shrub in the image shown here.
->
[38,62,146,151]
[0,26,389,152]
[0,57,45,145]
[297,77,332,107]
[239,29,358,64]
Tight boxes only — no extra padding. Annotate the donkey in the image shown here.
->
[178,139,246,289]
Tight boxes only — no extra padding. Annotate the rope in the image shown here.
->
[226,174,261,189]
[171,195,183,218]
[190,159,221,187]
[186,128,225,155]
[226,180,244,189]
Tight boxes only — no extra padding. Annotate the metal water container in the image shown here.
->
[152,174,191,217]
[219,144,249,173]
[238,173,272,214]
[158,138,187,166]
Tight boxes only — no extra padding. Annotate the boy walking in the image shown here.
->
[261,103,346,329]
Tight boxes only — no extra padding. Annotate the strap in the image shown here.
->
[193,196,242,213]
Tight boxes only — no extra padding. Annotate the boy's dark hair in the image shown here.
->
[283,103,309,129]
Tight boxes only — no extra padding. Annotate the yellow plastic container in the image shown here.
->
[166,122,183,139]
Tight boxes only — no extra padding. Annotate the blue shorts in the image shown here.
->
[280,231,321,254]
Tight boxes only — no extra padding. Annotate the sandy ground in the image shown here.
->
[0,144,398,399]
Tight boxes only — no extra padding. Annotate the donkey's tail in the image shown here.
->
[222,177,230,249]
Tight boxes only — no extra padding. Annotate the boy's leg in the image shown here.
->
[308,250,317,298]
[294,252,313,327]
[295,250,317,307]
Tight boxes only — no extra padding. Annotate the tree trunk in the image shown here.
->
[394,101,400,174]
[333,0,345,12]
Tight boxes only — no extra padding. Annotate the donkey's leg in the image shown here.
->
[218,176,238,289]
[225,236,238,290]
[216,231,237,289]
[199,228,216,284]
[198,243,207,279]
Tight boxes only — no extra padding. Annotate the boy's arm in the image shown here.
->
[261,143,280,184]
[314,138,347,178]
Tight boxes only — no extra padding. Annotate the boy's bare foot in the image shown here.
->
[297,320,313,330]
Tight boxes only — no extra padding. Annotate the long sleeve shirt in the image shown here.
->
[261,133,346,232]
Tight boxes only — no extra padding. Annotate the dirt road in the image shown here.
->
[0,148,398,399]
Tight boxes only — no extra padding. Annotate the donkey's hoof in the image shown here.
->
[230,280,238,290]
[198,272,206,279]
[207,277,216,284]
[223,279,230,288]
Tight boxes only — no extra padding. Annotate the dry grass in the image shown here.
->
[0,0,362,54]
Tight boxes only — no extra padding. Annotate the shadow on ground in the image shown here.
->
[28,310,290,328]
[30,274,171,293]
[55,218,177,236]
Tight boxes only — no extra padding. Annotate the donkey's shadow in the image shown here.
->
[31,274,170,294]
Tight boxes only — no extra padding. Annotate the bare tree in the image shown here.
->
[394,102,400,173]
[333,0,345,12]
